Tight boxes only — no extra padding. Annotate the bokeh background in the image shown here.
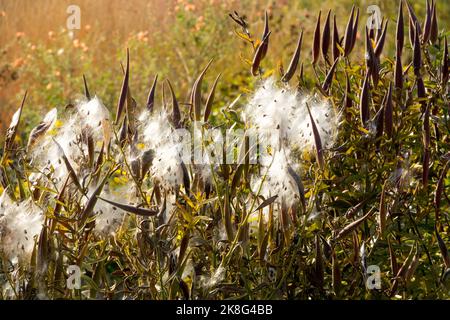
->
[0,0,448,138]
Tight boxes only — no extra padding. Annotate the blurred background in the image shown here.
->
[0,0,447,138]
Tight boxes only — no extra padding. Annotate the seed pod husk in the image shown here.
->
[384,82,394,138]
[146,74,158,112]
[344,73,352,121]
[377,182,387,239]
[430,0,438,44]
[166,79,182,129]
[260,10,270,60]
[332,15,340,62]
[395,51,403,91]
[360,73,370,126]
[434,161,450,221]
[322,57,339,92]
[251,31,271,76]
[435,224,450,268]
[335,208,374,241]
[349,7,360,53]
[375,101,384,149]
[83,74,91,100]
[305,103,324,170]
[375,20,388,57]
[312,11,321,65]
[406,0,421,47]
[321,10,331,64]
[180,161,190,196]
[422,0,432,43]
[413,21,422,77]
[115,48,129,125]
[98,196,158,217]
[442,37,449,86]
[192,59,213,121]
[396,0,404,55]
[204,73,221,122]
[343,6,355,57]
[282,29,303,82]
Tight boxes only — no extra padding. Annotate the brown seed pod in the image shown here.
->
[332,15,340,62]
[406,0,421,47]
[387,237,399,276]
[192,59,213,121]
[98,196,159,217]
[115,48,129,125]
[251,31,271,76]
[395,51,403,91]
[430,0,438,44]
[334,208,374,241]
[396,0,404,55]
[378,181,387,239]
[359,73,370,126]
[343,6,355,57]
[166,79,182,129]
[344,73,352,121]
[322,57,339,92]
[80,171,110,224]
[375,20,388,57]
[365,26,380,86]
[349,7,360,53]
[287,165,306,212]
[375,100,384,149]
[253,195,278,213]
[118,115,128,147]
[417,77,426,112]
[442,37,449,86]
[434,160,450,222]
[146,74,158,112]
[413,21,422,77]
[83,74,91,100]
[321,10,331,64]
[422,0,432,43]
[384,82,394,138]
[435,224,450,268]
[282,29,303,82]
[204,73,221,122]
[422,104,430,188]
[180,161,190,196]
[306,103,324,170]
[312,11,321,65]
[260,10,270,60]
